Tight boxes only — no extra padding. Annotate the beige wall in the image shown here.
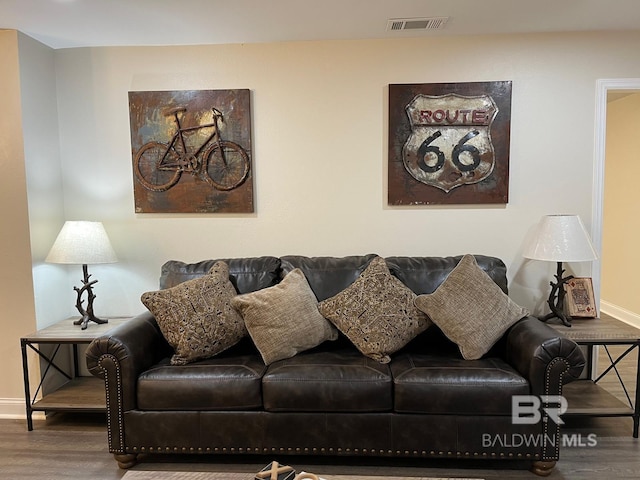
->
[602,92,640,320]
[0,30,37,413]
[51,31,640,318]
[18,31,68,326]
[4,29,640,414]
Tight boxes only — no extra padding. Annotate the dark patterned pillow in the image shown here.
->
[318,256,431,363]
[141,261,247,365]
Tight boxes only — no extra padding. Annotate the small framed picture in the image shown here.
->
[564,277,597,318]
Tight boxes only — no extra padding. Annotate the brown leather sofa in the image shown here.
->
[86,254,585,476]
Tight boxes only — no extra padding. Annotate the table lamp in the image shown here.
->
[45,221,118,330]
[523,214,597,326]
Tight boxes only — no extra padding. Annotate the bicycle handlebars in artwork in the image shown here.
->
[129,89,253,213]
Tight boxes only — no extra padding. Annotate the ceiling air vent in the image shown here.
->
[387,17,449,31]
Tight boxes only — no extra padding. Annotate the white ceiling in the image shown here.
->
[1,0,640,50]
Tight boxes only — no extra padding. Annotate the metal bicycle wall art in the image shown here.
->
[129,89,253,213]
[388,81,512,205]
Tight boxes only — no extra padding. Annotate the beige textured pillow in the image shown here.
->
[414,254,529,360]
[318,256,431,364]
[231,268,338,365]
[141,261,247,365]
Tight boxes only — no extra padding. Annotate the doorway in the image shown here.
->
[593,79,640,327]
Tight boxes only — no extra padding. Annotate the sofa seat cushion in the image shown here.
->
[262,349,392,413]
[137,354,267,411]
[391,352,530,415]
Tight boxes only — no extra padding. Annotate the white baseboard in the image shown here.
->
[600,300,640,329]
[0,398,44,420]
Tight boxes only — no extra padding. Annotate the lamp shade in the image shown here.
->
[45,221,118,265]
[523,214,597,262]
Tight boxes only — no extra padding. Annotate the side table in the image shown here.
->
[20,316,131,430]
[549,314,640,437]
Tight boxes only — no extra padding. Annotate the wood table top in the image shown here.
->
[548,313,640,343]
[21,316,132,343]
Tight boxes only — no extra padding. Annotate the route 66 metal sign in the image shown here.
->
[388,81,511,205]
[402,94,498,193]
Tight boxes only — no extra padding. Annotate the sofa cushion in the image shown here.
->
[318,256,431,364]
[280,254,378,301]
[160,256,282,293]
[386,254,509,294]
[231,268,338,365]
[262,349,392,412]
[141,261,247,365]
[391,351,530,415]
[414,254,528,360]
[137,352,267,410]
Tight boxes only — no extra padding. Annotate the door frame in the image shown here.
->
[592,78,640,307]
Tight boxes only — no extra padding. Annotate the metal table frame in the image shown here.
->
[550,314,640,438]
[20,317,130,430]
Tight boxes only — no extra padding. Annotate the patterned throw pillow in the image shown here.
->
[414,254,529,360]
[141,261,247,365]
[231,268,338,365]
[318,256,431,364]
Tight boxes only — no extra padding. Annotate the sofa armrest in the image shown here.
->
[86,311,171,412]
[505,316,585,396]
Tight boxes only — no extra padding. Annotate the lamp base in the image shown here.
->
[73,264,108,330]
[537,261,574,327]
[73,314,108,330]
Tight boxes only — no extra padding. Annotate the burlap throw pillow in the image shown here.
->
[414,254,529,360]
[318,256,431,364]
[141,261,247,365]
[231,268,338,365]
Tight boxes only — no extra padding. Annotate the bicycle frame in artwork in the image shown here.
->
[134,107,249,192]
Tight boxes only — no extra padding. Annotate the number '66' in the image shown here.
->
[417,129,481,173]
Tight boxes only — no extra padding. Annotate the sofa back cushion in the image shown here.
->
[385,255,508,295]
[280,254,378,301]
[160,257,282,294]
[159,254,507,297]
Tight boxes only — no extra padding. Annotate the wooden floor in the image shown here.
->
[2,345,638,480]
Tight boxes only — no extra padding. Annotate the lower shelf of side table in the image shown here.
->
[31,376,105,412]
[562,379,634,416]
